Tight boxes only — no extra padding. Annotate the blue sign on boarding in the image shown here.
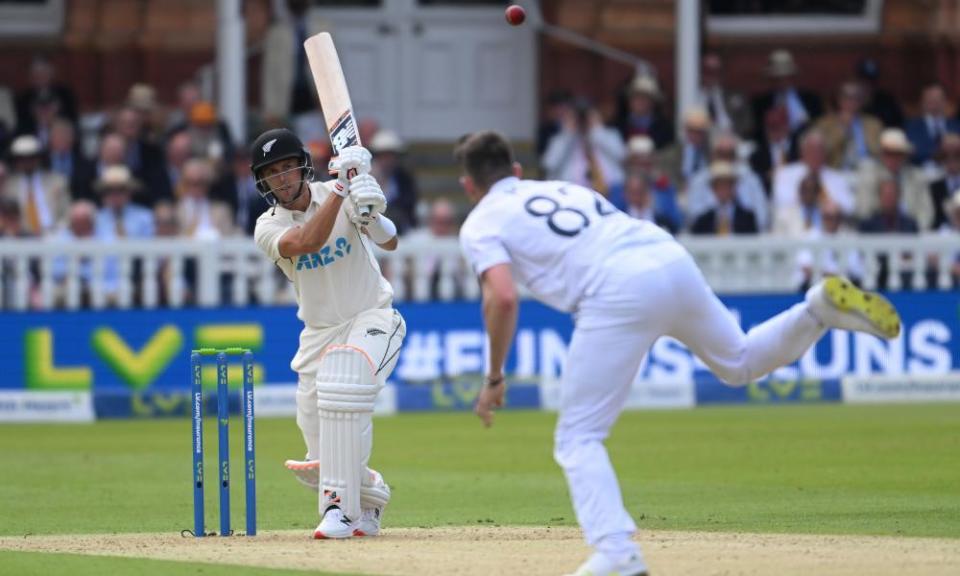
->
[0,291,955,413]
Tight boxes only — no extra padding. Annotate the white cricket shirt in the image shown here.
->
[459,177,681,312]
[254,180,393,328]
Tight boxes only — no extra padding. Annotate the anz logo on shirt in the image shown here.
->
[296,237,351,271]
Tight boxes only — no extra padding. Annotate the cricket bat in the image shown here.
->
[303,32,369,215]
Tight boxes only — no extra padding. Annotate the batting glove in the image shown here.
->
[346,174,387,226]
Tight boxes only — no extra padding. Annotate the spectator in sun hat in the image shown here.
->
[94,165,155,241]
[855,128,933,230]
[614,74,674,149]
[689,161,759,235]
[1,134,69,236]
[752,49,823,140]
[370,129,419,234]
[686,130,770,230]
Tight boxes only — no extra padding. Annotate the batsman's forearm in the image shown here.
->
[483,295,517,375]
[300,194,344,251]
[280,194,344,257]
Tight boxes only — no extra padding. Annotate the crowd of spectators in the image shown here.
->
[1,46,959,307]
[537,49,960,288]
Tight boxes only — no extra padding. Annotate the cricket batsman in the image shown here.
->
[251,128,405,539]
[455,131,901,576]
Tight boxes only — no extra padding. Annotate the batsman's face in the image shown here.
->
[260,158,303,202]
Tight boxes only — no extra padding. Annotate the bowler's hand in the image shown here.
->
[475,374,506,428]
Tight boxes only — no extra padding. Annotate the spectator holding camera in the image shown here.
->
[542,97,626,197]
[814,81,882,172]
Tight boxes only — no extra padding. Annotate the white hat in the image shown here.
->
[880,128,913,154]
[95,165,141,193]
[10,135,42,157]
[684,107,711,131]
[629,75,661,99]
[709,161,738,182]
[766,49,798,78]
[127,83,157,111]
[370,130,405,154]
[627,135,655,156]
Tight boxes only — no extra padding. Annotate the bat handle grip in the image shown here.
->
[346,167,373,218]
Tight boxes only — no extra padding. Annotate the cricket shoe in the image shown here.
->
[353,506,383,537]
[313,507,354,539]
[566,551,648,576]
[805,276,901,339]
[284,458,319,491]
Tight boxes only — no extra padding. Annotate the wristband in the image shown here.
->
[365,214,397,244]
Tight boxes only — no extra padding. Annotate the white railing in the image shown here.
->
[0,234,956,310]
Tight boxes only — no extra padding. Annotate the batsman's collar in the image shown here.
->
[489,176,519,196]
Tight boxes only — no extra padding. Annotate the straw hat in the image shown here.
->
[766,49,798,78]
[709,161,738,182]
[370,130,405,154]
[629,75,661,99]
[684,107,711,131]
[10,135,43,157]
[95,165,141,193]
[880,128,913,154]
[627,135,655,156]
[127,83,157,111]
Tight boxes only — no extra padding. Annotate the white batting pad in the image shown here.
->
[284,459,391,509]
[315,345,379,521]
[361,469,391,508]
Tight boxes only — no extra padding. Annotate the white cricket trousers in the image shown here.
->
[292,307,406,465]
[554,248,825,562]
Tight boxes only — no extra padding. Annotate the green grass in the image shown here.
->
[0,550,327,576]
[1,404,958,573]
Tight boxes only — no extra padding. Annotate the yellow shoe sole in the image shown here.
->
[822,277,901,339]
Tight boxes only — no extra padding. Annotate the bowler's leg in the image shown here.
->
[554,322,657,570]
[666,255,825,385]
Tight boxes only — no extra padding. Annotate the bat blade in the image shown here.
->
[303,32,361,153]
[303,32,369,215]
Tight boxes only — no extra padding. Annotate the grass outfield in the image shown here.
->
[1,404,958,573]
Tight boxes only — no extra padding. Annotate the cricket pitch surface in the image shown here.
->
[2,526,959,575]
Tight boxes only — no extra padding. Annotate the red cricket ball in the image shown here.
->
[505,4,526,26]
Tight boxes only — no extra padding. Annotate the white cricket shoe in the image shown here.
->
[284,459,319,491]
[806,276,901,339]
[352,507,383,537]
[566,551,648,576]
[313,507,354,540]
